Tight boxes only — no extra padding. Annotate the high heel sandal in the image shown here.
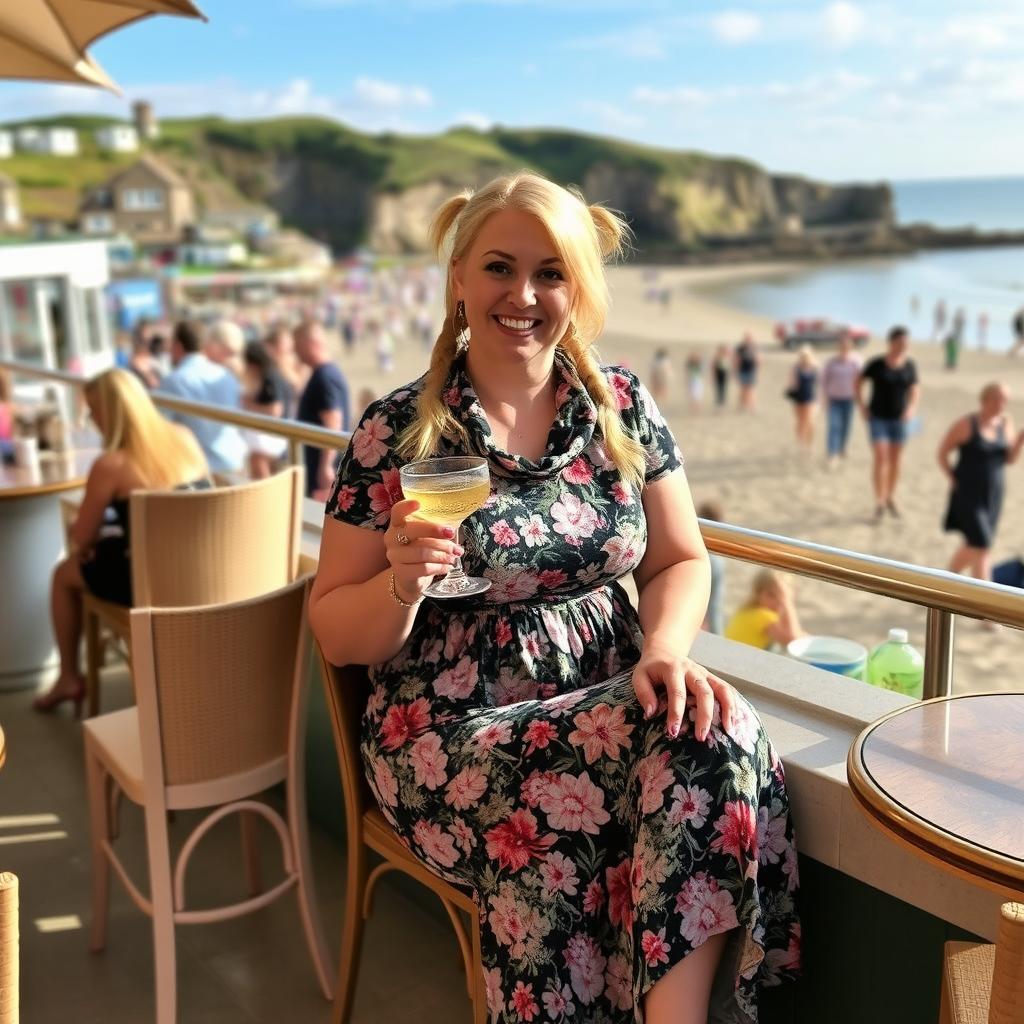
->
[32,682,85,719]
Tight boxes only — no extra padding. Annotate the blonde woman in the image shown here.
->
[786,344,819,453]
[725,569,805,651]
[310,172,799,1024]
[33,369,209,716]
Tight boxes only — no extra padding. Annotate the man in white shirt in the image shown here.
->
[157,321,247,474]
[822,333,863,468]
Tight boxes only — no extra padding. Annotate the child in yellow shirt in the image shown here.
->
[725,569,804,650]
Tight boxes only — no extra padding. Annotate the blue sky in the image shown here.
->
[3,0,1024,182]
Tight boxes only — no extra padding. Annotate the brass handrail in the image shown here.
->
[6,358,1022,699]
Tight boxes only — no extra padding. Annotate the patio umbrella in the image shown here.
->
[0,0,206,92]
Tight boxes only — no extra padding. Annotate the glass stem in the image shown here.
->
[445,525,467,583]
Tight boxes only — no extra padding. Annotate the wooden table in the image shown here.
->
[0,450,96,690]
[848,693,1024,896]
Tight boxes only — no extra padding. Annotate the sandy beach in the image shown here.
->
[336,261,1024,696]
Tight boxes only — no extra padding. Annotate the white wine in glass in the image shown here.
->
[399,456,492,598]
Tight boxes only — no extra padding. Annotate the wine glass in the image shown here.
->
[399,456,492,598]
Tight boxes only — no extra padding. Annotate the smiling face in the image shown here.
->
[453,208,575,370]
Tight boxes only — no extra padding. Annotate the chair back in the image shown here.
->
[313,649,374,832]
[129,577,310,805]
[129,466,303,607]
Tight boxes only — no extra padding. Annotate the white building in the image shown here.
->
[95,124,139,153]
[0,174,20,230]
[16,126,79,156]
[0,132,12,159]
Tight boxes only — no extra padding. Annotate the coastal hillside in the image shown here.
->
[1,114,894,255]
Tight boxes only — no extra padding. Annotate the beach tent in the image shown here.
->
[0,1,205,92]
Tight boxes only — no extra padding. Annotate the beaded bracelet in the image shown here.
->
[389,572,421,609]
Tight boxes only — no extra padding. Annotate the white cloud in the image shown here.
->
[579,100,644,130]
[821,1,865,48]
[631,85,709,108]
[711,10,761,45]
[352,76,432,109]
[565,24,668,59]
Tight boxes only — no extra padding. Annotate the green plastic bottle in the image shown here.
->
[867,628,924,698]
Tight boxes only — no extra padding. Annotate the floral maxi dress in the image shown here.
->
[326,353,800,1023]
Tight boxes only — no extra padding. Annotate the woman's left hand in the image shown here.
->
[632,643,737,742]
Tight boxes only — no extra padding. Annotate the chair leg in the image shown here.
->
[85,610,102,718]
[332,841,368,1024]
[84,744,111,953]
[142,804,177,1024]
[240,812,263,897]
[470,907,487,1024]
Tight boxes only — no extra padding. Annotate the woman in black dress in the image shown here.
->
[33,369,209,716]
[938,382,1024,583]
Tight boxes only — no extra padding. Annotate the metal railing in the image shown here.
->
[5,358,1023,700]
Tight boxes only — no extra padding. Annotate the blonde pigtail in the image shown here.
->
[588,203,631,261]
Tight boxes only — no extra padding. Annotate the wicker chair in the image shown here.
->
[939,903,1024,1024]
[315,651,487,1024]
[82,578,333,1024]
[81,466,304,717]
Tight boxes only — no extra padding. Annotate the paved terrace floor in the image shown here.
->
[0,665,471,1024]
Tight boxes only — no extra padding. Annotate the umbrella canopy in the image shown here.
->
[0,0,205,92]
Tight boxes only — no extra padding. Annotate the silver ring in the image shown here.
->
[396,531,410,546]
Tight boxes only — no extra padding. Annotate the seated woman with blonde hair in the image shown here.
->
[33,368,209,716]
[311,171,799,1023]
[725,569,805,651]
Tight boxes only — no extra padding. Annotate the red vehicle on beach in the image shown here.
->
[775,318,870,350]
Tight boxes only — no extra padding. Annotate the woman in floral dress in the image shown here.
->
[310,172,800,1023]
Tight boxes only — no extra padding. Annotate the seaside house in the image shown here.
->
[0,131,12,159]
[78,154,195,242]
[95,124,139,153]
[0,173,20,230]
[16,126,79,156]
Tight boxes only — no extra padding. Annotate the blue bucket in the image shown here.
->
[787,635,867,681]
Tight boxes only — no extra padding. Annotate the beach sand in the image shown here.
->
[336,262,1024,695]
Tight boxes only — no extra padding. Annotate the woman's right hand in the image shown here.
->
[385,499,463,604]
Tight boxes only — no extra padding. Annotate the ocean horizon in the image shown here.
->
[892,175,1024,232]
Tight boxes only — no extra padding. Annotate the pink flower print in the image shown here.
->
[487,565,540,603]
[443,619,477,661]
[555,380,573,409]
[520,769,558,808]
[601,531,644,577]
[471,719,514,755]
[351,411,393,467]
[412,819,458,869]
[433,656,479,700]
[608,371,633,410]
[334,484,358,512]
[365,686,386,720]
[550,492,599,546]
[537,568,568,589]
[711,800,759,861]
[641,927,671,967]
[605,857,634,929]
[523,719,557,755]
[564,933,607,1005]
[561,456,593,485]
[782,841,800,893]
[509,981,539,1022]
[568,703,634,764]
[443,383,461,407]
[610,480,634,506]
[540,771,611,834]
[515,513,550,548]
[444,764,488,809]
[484,967,503,1019]
[378,697,431,751]
[541,984,574,1019]
[492,667,540,707]
[409,732,448,790]
[539,851,580,896]
[543,689,588,718]
[725,699,760,754]
[448,817,476,855]
[541,608,571,653]
[583,878,605,914]
[603,953,633,1011]
[420,636,443,664]
[490,519,520,547]
[675,872,739,947]
[495,617,513,648]
[369,756,398,808]
[758,803,790,865]
[484,809,557,871]
[636,751,675,815]
[488,882,551,959]
[521,630,549,666]
[368,467,403,525]
[667,783,713,829]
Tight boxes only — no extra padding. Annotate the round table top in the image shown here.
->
[848,692,1024,894]
[0,449,97,500]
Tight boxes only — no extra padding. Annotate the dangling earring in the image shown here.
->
[454,300,470,351]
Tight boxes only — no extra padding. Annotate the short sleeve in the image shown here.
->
[906,361,918,386]
[606,367,684,485]
[324,397,403,531]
